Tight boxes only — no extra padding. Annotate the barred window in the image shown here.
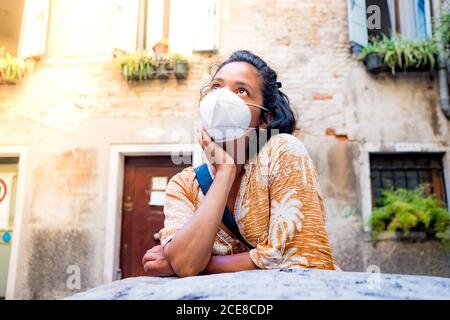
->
[370,153,447,207]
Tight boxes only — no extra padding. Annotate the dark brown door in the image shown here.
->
[120,156,189,278]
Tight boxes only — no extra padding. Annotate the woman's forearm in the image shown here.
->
[164,168,235,277]
[201,252,258,274]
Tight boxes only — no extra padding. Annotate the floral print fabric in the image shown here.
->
[159,133,336,270]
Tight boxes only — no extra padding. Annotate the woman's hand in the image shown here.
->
[142,245,176,277]
[199,128,236,178]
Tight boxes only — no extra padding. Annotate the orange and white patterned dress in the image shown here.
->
[159,133,336,270]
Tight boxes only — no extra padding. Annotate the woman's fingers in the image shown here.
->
[198,128,204,148]
[144,260,161,273]
[202,129,212,144]
[144,261,173,276]
[142,251,160,266]
[201,129,216,161]
[142,248,155,265]
[200,129,210,149]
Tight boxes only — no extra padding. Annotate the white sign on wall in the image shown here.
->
[394,143,423,152]
[0,173,15,230]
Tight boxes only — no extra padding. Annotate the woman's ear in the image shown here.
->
[259,111,274,129]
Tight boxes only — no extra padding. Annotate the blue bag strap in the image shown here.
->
[194,163,254,250]
[194,163,214,195]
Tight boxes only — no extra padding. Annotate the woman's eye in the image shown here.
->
[236,88,248,96]
[210,84,221,91]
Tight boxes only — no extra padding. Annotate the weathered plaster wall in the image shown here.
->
[1,0,449,299]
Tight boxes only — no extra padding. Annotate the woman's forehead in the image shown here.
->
[214,61,261,85]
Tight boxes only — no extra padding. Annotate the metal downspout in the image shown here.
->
[433,0,450,119]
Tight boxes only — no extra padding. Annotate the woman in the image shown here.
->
[142,50,336,277]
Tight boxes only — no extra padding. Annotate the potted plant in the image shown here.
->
[358,42,388,73]
[170,52,189,79]
[154,57,170,80]
[433,11,450,68]
[0,50,33,85]
[152,38,169,56]
[142,58,157,80]
[116,49,190,81]
[358,35,438,74]
[371,186,450,247]
[119,53,156,81]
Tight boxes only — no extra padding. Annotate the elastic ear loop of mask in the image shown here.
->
[246,102,269,112]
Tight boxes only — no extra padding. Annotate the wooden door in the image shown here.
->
[120,156,189,278]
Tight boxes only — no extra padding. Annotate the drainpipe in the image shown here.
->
[433,0,450,119]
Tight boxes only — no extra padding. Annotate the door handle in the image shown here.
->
[123,196,133,212]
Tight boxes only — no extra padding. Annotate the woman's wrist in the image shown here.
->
[215,165,236,182]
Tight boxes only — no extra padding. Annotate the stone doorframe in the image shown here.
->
[103,143,202,284]
[0,146,28,300]
[357,142,450,232]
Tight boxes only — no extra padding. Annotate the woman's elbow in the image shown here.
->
[168,254,208,278]
[174,265,200,278]
[165,242,210,277]
[170,259,204,278]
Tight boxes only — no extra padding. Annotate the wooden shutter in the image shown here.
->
[146,0,165,50]
[347,0,368,47]
[193,0,219,52]
[17,0,50,58]
[168,0,195,54]
[112,0,140,53]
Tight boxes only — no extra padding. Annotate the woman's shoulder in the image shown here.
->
[167,166,198,193]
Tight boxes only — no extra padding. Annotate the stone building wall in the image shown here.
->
[0,0,449,299]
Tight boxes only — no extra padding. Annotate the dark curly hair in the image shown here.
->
[201,50,297,135]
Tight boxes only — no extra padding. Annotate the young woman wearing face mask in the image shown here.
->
[142,50,337,277]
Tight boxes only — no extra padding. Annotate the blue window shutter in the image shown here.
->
[347,0,368,47]
[415,0,427,38]
[423,0,433,39]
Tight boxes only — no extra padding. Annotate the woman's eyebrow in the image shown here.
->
[235,81,254,91]
[211,77,254,91]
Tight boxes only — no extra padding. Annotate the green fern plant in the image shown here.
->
[0,51,33,84]
[371,186,450,247]
[359,35,438,74]
[117,52,157,81]
[433,12,450,49]
[116,51,188,81]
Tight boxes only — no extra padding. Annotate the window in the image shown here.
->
[348,0,432,49]
[0,0,49,58]
[112,0,219,55]
[370,153,448,208]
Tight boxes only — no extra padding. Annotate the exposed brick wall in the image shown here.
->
[1,0,449,298]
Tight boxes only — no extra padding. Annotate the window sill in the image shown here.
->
[362,53,436,76]
[373,231,429,242]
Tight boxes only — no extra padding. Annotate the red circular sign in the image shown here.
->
[0,179,7,202]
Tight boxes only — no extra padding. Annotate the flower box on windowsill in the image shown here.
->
[373,221,439,243]
[363,53,435,75]
[374,230,429,242]
[363,53,389,74]
[122,63,157,81]
[0,78,20,85]
[119,56,189,82]
[174,60,189,80]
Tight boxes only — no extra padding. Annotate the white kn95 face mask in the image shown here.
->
[199,87,268,142]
